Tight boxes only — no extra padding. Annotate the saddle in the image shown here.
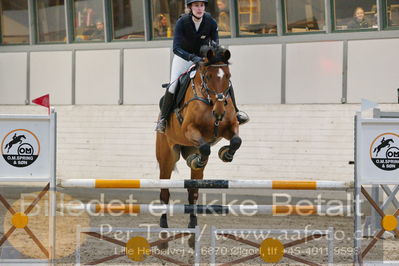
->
[159,68,196,110]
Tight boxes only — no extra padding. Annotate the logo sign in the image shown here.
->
[1,129,40,168]
[370,132,399,171]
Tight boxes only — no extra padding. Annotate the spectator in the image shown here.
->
[154,14,169,37]
[89,20,104,40]
[348,7,369,29]
[217,0,230,32]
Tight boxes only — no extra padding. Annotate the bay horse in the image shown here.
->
[155,44,242,248]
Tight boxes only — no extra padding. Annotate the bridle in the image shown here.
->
[175,62,232,139]
[200,63,232,137]
[200,63,232,107]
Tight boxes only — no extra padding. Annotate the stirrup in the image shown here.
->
[155,118,167,133]
[237,111,249,125]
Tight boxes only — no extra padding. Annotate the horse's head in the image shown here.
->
[198,44,232,123]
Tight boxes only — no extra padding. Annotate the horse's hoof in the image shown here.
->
[158,232,169,250]
[188,216,197,229]
[218,146,233,162]
[188,235,196,249]
[186,154,205,170]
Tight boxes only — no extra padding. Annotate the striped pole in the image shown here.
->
[60,204,351,216]
[59,179,353,190]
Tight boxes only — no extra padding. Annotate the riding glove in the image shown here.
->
[189,54,203,64]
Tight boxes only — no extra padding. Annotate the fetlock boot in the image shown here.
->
[229,86,249,125]
[155,90,174,133]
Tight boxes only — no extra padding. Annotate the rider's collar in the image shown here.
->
[191,13,203,22]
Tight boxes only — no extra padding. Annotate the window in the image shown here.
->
[150,0,229,39]
[1,0,29,44]
[238,0,276,35]
[216,0,231,36]
[73,0,104,41]
[386,0,399,27]
[333,0,377,30]
[36,0,66,43]
[284,0,325,33]
[111,0,144,40]
[151,0,185,39]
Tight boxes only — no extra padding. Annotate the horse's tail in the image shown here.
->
[4,143,8,151]
[373,147,377,153]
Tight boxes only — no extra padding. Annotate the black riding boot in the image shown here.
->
[229,86,249,125]
[155,90,174,133]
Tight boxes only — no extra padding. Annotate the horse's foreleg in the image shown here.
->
[185,126,210,170]
[219,126,242,162]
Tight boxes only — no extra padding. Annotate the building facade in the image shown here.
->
[1,0,399,105]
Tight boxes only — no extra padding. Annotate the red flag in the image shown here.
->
[32,94,50,114]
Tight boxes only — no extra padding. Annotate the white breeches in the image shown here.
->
[168,55,194,94]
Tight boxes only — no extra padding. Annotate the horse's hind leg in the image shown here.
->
[156,133,180,249]
[187,168,204,249]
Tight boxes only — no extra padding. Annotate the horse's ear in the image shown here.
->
[207,49,215,61]
[223,49,231,62]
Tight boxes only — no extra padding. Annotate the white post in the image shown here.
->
[327,227,334,266]
[354,112,362,265]
[76,225,81,266]
[49,109,57,262]
[210,226,216,266]
[195,225,201,266]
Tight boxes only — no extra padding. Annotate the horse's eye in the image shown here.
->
[207,74,212,80]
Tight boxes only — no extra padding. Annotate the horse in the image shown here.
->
[373,137,394,156]
[155,44,242,249]
[4,134,26,153]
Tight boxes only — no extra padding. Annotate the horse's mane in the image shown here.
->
[200,43,230,65]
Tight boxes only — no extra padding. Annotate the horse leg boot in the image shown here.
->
[219,135,242,162]
[187,140,210,170]
[155,90,174,133]
[229,86,249,125]
[159,188,170,250]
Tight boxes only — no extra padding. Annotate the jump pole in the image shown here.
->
[60,203,351,216]
[59,179,353,190]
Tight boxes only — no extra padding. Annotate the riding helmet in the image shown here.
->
[186,0,208,6]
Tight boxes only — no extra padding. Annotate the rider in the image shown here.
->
[155,0,249,133]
